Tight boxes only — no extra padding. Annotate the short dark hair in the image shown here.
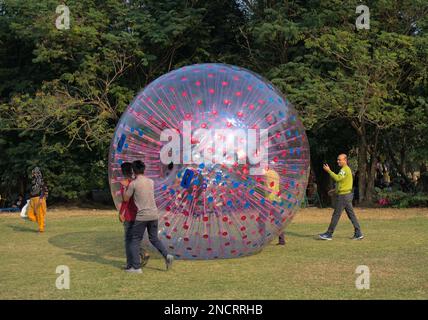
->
[120,162,133,178]
[132,160,146,174]
[167,162,174,170]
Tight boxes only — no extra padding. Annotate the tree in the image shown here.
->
[1,0,427,205]
[0,0,247,201]
[238,0,428,204]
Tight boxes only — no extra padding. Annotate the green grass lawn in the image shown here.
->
[0,208,427,299]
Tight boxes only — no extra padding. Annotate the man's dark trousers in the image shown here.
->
[327,193,361,235]
[128,220,168,269]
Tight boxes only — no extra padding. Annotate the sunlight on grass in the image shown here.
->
[0,208,427,299]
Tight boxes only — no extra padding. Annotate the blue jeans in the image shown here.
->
[123,221,135,269]
[126,220,168,269]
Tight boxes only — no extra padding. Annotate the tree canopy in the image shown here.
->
[1,0,427,205]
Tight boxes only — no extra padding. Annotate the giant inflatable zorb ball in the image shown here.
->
[108,63,310,259]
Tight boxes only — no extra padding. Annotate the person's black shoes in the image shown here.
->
[318,232,333,240]
[351,233,364,240]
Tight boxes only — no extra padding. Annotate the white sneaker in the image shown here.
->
[125,267,142,274]
[165,254,174,270]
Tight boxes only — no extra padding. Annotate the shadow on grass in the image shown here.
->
[66,252,123,269]
[286,231,359,241]
[48,231,165,269]
[145,265,167,272]
[48,231,125,269]
[49,231,123,257]
[285,231,318,239]
[7,224,38,233]
[65,251,166,271]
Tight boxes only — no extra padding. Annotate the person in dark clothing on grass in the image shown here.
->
[123,160,174,274]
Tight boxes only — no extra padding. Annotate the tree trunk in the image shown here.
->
[351,120,370,205]
[420,162,428,193]
[386,138,413,191]
[357,133,368,205]
[365,129,379,204]
[366,150,377,204]
[366,159,377,205]
[400,144,406,177]
[311,157,332,207]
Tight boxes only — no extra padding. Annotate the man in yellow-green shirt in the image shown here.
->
[319,154,364,240]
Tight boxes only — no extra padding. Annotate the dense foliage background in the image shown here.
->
[1,0,427,206]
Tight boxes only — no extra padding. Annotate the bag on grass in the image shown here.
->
[20,200,30,218]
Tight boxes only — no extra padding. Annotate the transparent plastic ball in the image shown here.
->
[109,63,310,259]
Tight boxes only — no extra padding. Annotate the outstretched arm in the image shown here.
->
[323,164,346,182]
